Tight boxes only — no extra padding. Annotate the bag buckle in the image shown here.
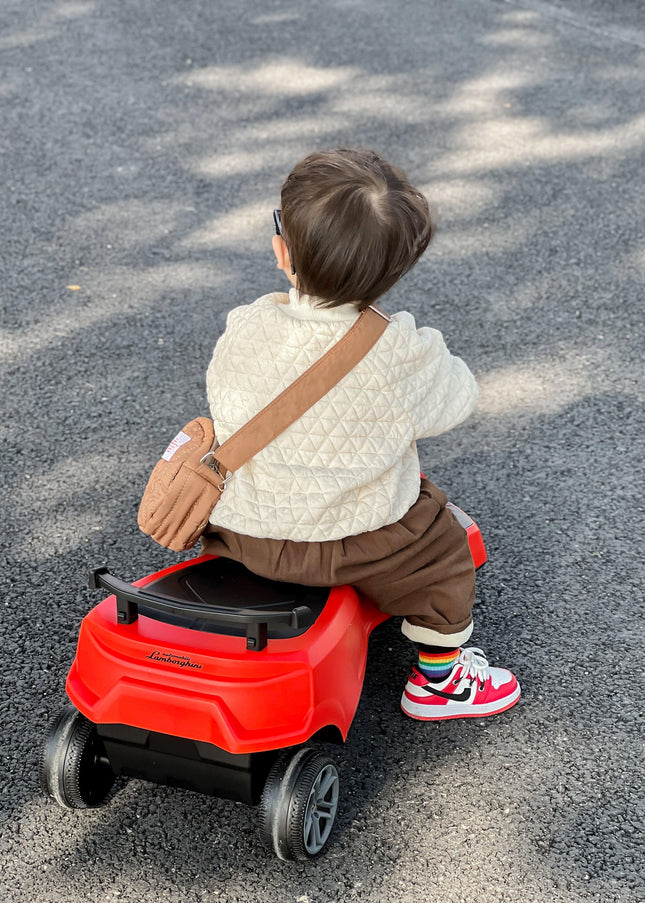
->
[200,451,232,492]
[215,474,232,493]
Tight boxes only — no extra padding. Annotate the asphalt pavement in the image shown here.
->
[1,1,643,901]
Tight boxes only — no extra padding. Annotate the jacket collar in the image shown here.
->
[276,288,360,322]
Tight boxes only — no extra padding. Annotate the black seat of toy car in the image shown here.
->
[142,557,331,639]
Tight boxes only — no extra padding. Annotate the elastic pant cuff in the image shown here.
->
[401,618,474,648]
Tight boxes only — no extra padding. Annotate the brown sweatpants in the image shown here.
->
[201,479,475,647]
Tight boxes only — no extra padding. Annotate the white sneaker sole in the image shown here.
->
[401,683,521,721]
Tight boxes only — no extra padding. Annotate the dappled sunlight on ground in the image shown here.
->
[476,355,592,416]
[436,111,645,174]
[0,262,227,364]
[182,59,358,96]
[0,0,95,50]
[178,199,276,251]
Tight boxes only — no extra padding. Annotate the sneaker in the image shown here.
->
[401,647,520,721]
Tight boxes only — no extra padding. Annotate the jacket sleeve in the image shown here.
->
[392,313,479,439]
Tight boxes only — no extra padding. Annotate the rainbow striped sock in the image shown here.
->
[418,646,460,682]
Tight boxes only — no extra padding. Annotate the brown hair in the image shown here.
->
[280,148,434,309]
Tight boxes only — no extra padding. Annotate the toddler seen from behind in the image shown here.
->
[202,148,520,720]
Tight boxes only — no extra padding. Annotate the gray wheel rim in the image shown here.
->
[303,763,339,855]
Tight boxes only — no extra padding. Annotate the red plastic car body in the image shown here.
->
[67,504,485,754]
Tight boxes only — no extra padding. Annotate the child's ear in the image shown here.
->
[272,235,297,284]
[272,234,291,271]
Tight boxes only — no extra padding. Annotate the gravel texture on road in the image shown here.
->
[1,1,643,901]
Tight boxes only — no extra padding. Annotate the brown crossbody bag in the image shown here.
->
[137,305,391,552]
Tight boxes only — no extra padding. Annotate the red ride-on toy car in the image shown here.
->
[40,503,486,860]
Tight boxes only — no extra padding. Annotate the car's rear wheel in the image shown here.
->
[39,704,116,809]
[259,747,340,860]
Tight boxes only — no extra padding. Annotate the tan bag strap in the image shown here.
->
[214,305,391,475]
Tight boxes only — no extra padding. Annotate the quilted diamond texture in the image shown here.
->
[206,293,478,541]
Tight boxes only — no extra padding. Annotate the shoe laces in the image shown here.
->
[457,647,490,686]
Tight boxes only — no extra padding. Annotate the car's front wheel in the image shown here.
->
[259,747,340,860]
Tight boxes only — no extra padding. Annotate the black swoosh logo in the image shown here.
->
[420,685,472,702]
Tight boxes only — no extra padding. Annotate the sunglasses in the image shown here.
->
[273,209,296,275]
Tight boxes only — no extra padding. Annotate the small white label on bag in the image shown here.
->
[162,430,191,461]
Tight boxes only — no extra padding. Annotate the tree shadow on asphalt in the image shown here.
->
[1,0,644,900]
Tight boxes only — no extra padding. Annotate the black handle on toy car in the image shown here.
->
[89,566,314,651]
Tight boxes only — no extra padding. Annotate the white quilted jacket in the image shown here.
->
[206,289,478,541]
